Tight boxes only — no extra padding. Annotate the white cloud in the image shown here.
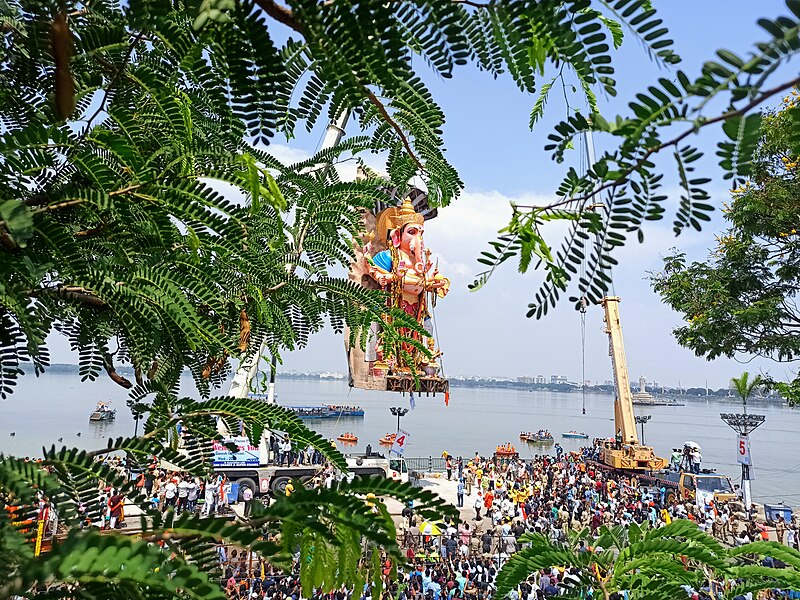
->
[266,143,312,165]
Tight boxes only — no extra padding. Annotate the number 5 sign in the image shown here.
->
[737,435,751,465]
[391,429,410,456]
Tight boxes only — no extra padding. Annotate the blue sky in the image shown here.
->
[273,0,797,388]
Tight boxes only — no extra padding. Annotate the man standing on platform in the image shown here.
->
[457,478,465,508]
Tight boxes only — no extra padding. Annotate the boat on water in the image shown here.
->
[522,430,554,444]
[379,433,397,446]
[495,443,518,456]
[89,401,116,422]
[632,396,684,406]
[337,433,358,443]
[561,431,589,439]
[632,375,684,406]
[286,405,365,419]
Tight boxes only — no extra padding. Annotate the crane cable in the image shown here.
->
[578,133,588,416]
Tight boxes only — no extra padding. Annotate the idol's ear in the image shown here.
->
[391,229,400,247]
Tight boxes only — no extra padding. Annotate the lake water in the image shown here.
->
[1,372,797,504]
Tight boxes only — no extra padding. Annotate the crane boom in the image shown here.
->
[227,110,351,403]
[602,296,638,444]
[599,296,667,472]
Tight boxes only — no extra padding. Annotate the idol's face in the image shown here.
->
[400,224,424,253]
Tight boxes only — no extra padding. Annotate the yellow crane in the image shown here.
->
[599,296,667,471]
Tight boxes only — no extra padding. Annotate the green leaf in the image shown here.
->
[0,200,33,247]
[599,15,624,49]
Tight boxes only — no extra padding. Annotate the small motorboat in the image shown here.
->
[561,431,589,439]
[379,433,397,446]
[519,431,533,441]
[89,401,116,422]
[337,432,358,443]
[526,430,554,444]
[495,443,518,456]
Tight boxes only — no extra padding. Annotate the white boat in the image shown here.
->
[89,401,116,422]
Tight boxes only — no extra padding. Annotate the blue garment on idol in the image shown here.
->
[372,250,393,272]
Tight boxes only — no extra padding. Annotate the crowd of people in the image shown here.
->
[29,441,799,600]
[388,446,800,600]
[209,443,800,600]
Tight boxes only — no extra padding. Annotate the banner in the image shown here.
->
[212,436,260,467]
[391,429,410,456]
[736,435,751,466]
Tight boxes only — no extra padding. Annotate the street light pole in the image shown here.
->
[634,415,651,444]
[389,406,408,432]
[721,412,765,517]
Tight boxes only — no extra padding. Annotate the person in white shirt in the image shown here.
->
[787,526,796,549]
[279,436,292,466]
[176,478,190,514]
[202,476,218,516]
[163,480,177,511]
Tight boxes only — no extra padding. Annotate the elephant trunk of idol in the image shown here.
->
[409,237,425,273]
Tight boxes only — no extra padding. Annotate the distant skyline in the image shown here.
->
[40,1,795,390]
[33,362,742,391]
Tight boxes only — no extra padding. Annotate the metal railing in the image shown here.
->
[403,457,448,473]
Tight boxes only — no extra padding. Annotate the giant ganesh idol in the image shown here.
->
[345,198,450,394]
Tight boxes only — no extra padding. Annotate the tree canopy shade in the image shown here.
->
[651,99,800,401]
[0,0,690,395]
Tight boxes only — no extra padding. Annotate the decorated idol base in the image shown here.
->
[347,352,449,395]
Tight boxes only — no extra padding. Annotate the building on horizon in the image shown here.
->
[550,375,568,385]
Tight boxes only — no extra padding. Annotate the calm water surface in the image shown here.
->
[1,373,797,504]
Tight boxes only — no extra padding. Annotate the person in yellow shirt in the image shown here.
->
[285,481,295,497]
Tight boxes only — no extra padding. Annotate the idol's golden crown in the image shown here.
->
[376,198,424,241]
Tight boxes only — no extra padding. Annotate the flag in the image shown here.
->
[444,391,450,406]
[409,392,416,410]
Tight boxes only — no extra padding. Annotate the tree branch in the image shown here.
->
[28,285,109,309]
[451,0,493,7]
[364,89,425,172]
[252,0,304,33]
[515,75,800,212]
[251,1,424,173]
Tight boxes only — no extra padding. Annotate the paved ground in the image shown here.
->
[384,474,470,517]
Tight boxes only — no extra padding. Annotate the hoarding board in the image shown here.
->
[212,436,260,467]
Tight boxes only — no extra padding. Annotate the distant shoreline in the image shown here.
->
[26,364,784,404]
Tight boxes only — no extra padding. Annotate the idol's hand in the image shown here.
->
[373,271,394,286]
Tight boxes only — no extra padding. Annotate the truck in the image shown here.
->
[638,470,736,507]
[212,437,399,499]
